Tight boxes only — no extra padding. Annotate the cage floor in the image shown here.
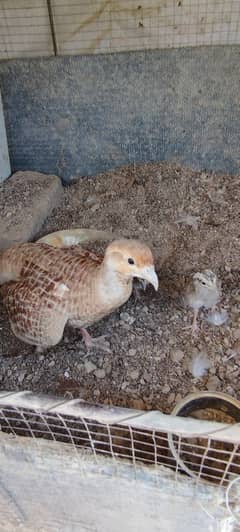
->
[0,161,239,414]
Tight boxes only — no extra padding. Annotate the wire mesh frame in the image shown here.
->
[0,0,240,60]
[0,391,239,490]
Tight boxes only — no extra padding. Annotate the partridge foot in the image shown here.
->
[80,328,111,355]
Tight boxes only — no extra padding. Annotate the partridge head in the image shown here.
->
[184,269,221,333]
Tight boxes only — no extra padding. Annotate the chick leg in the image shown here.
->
[80,328,111,354]
[191,309,199,334]
[183,309,199,335]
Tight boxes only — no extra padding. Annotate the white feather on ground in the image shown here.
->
[205,309,228,326]
[189,352,211,378]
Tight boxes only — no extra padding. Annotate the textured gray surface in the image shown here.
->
[0,92,10,182]
[0,171,63,249]
[0,46,239,182]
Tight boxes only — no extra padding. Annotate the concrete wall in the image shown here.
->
[0,46,239,182]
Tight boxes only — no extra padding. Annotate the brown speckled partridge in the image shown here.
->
[0,239,158,352]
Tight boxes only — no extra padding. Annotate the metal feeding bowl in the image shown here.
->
[168,391,240,482]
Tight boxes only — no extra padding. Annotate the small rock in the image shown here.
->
[120,312,136,325]
[121,381,128,390]
[233,329,240,340]
[175,393,182,403]
[168,393,176,404]
[128,348,137,357]
[49,360,55,368]
[18,370,26,384]
[142,371,152,383]
[94,369,106,379]
[39,355,45,361]
[206,376,220,391]
[84,360,97,373]
[64,370,70,378]
[7,369,12,377]
[104,363,112,375]
[170,349,185,363]
[162,384,170,394]
[129,369,140,380]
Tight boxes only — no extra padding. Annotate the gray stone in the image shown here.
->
[0,171,63,249]
[206,376,221,391]
[129,369,140,380]
[94,369,106,379]
[170,349,185,363]
[120,312,136,325]
[18,370,26,384]
[84,360,97,374]
[162,384,171,394]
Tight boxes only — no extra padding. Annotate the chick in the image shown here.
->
[0,239,158,353]
[184,270,221,333]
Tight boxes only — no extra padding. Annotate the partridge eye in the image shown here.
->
[128,258,135,265]
[201,281,206,286]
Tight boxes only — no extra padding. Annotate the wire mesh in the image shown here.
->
[0,0,240,60]
[0,392,239,490]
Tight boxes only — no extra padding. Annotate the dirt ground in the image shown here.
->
[0,161,240,414]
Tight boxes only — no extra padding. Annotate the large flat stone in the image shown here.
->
[0,171,63,249]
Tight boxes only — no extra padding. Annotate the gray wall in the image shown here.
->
[0,46,239,182]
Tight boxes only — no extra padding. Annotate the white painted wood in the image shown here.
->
[0,434,233,532]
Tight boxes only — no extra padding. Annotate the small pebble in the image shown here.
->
[64,370,70,378]
[94,369,106,379]
[162,384,170,394]
[128,348,137,357]
[18,370,26,384]
[206,376,220,391]
[170,349,185,363]
[129,369,140,380]
[49,360,55,368]
[120,312,136,325]
[168,393,176,404]
[84,360,97,373]
[121,381,128,390]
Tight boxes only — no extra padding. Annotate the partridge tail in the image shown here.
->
[37,228,115,248]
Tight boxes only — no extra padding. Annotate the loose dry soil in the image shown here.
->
[0,161,240,413]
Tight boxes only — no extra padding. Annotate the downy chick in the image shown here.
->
[184,270,221,333]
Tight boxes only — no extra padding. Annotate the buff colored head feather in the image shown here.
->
[104,239,158,290]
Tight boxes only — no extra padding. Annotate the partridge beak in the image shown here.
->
[137,265,159,291]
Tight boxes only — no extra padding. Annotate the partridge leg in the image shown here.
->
[69,319,111,354]
[80,328,111,354]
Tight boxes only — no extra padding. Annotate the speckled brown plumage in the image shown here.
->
[0,239,158,350]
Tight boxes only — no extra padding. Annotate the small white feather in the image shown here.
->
[205,309,228,326]
[189,352,211,378]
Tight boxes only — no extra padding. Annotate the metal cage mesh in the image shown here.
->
[0,0,240,60]
[0,391,239,489]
